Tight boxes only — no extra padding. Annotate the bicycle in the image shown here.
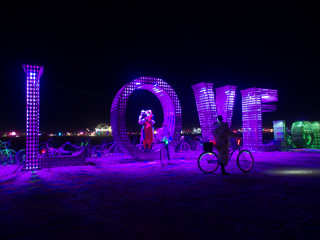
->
[0,140,17,164]
[189,136,202,153]
[197,138,254,173]
[93,140,119,158]
[16,149,26,164]
[135,139,162,152]
[159,141,175,165]
[39,138,55,157]
[175,136,191,152]
[75,137,93,157]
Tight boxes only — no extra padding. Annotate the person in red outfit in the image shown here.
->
[139,110,155,151]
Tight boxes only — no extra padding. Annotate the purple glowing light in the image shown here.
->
[191,82,216,141]
[240,88,278,151]
[191,83,236,141]
[23,64,43,170]
[215,85,237,128]
[111,77,182,160]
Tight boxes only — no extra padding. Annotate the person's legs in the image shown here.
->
[143,139,147,151]
[218,147,230,175]
[220,163,230,175]
[165,143,170,160]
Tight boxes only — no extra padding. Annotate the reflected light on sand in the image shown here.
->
[264,169,320,176]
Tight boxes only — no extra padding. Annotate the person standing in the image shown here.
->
[142,110,155,151]
[138,110,147,144]
[211,115,239,175]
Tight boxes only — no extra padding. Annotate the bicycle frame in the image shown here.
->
[0,141,10,151]
[212,138,241,161]
[101,141,117,156]
[0,140,16,163]
[227,138,242,161]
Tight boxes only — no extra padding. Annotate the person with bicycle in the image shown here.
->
[156,122,172,159]
[211,115,240,175]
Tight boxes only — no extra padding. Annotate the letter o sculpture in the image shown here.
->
[111,77,182,160]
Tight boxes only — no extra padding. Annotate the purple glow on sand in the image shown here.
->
[23,64,43,170]
[241,88,278,151]
[111,77,182,160]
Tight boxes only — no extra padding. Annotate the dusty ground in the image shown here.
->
[1,150,320,240]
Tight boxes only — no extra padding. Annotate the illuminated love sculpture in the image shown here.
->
[23,66,278,168]
[112,77,278,160]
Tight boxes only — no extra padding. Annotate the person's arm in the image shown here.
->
[138,116,146,125]
[150,115,155,125]
[228,128,240,139]
[210,128,215,136]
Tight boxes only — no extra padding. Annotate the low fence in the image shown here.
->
[23,148,86,170]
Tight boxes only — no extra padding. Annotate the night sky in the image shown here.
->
[1,5,319,134]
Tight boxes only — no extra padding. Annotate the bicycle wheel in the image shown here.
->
[194,141,201,153]
[197,152,219,173]
[180,142,190,152]
[0,151,6,164]
[16,149,26,164]
[100,144,109,156]
[160,146,170,165]
[92,145,103,157]
[152,143,162,152]
[237,150,254,172]
[1,150,12,164]
[86,145,93,158]
[104,143,115,156]
[6,149,17,164]
[109,144,117,155]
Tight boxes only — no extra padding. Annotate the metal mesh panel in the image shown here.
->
[240,88,278,151]
[191,82,216,141]
[111,77,182,160]
[22,64,87,170]
[215,85,237,128]
[22,64,43,170]
[192,83,237,141]
[38,149,86,168]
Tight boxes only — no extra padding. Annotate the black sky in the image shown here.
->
[1,4,319,134]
